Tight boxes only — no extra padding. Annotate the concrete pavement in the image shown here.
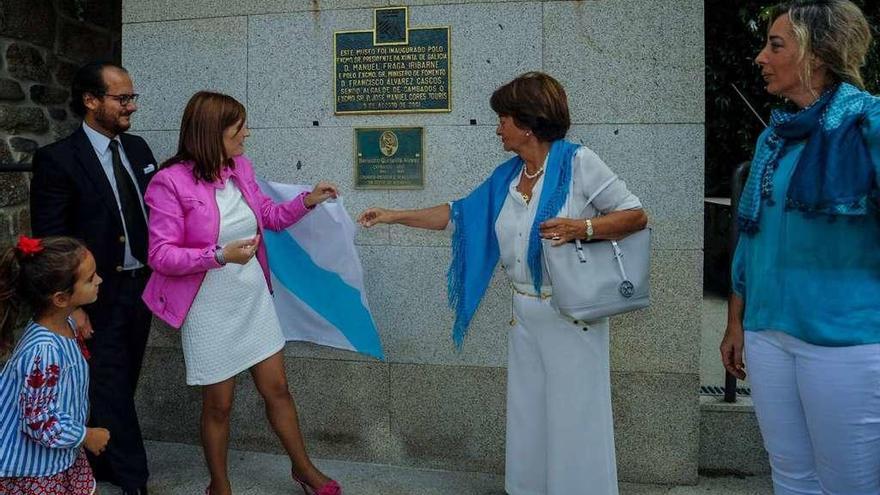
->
[97,440,772,494]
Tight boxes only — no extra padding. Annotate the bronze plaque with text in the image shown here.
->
[354,127,424,189]
[335,7,450,114]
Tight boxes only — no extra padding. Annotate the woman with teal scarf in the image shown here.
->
[719,2,880,493]
[358,72,647,495]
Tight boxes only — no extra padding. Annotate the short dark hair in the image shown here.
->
[490,72,571,142]
[70,62,128,117]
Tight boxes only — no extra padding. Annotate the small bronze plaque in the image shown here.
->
[355,127,424,189]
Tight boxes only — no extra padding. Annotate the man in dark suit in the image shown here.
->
[30,62,155,495]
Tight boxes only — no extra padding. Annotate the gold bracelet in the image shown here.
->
[584,218,594,240]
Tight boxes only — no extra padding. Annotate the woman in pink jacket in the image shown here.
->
[142,91,341,495]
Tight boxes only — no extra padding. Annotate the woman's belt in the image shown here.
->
[511,282,552,299]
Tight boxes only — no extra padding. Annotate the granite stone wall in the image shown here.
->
[0,0,120,247]
[125,0,704,484]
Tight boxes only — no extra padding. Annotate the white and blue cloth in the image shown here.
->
[258,180,384,360]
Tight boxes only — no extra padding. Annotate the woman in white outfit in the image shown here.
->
[142,92,341,495]
[358,72,647,495]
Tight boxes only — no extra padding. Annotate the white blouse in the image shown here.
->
[493,147,642,294]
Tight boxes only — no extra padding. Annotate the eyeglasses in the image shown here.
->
[101,93,140,106]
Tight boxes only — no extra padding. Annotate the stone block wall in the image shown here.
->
[0,0,121,247]
[0,0,707,485]
[124,0,705,485]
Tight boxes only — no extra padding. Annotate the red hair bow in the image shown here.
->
[16,235,43,256]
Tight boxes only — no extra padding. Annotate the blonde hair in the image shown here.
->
[771,0,873,90]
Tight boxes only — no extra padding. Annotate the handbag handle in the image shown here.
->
[611,240,628,281]
[574,238,627,282]
[574,239,587,263]
[563,162,625,278]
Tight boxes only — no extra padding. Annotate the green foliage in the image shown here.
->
[705,0,880,197]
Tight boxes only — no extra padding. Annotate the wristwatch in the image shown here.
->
[214,246,227,266]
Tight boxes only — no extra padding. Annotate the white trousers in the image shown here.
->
[745,330,880,495]
[505,293,618,495]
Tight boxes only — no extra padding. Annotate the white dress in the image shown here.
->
[180,179,285,386]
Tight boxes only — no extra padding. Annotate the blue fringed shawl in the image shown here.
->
[738,83,878,234]
[447,139,580,348]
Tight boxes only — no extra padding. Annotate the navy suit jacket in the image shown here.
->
[30,126,157,306]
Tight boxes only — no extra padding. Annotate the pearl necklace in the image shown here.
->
[522,164,544,179]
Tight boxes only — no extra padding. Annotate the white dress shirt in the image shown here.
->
[494,147,642,294]
[82,122,147,269]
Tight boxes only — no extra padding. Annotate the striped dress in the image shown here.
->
[0,319,89,477]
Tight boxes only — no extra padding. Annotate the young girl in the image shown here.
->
[0,235,110,495]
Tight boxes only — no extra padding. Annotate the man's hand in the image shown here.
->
[84,427,110,456]
[71,308,94,339]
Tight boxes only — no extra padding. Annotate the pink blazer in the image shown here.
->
[141,155,311,328]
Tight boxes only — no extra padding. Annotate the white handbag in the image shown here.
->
[542,228,651,321]
[541,180,651,320]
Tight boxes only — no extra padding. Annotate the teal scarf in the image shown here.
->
[447,140,580,348]
[738,83,878,234]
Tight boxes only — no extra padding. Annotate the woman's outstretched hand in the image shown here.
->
[357,207,395,228]
[304,181,339,207]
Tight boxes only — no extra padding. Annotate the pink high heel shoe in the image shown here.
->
[292,470,342,495]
